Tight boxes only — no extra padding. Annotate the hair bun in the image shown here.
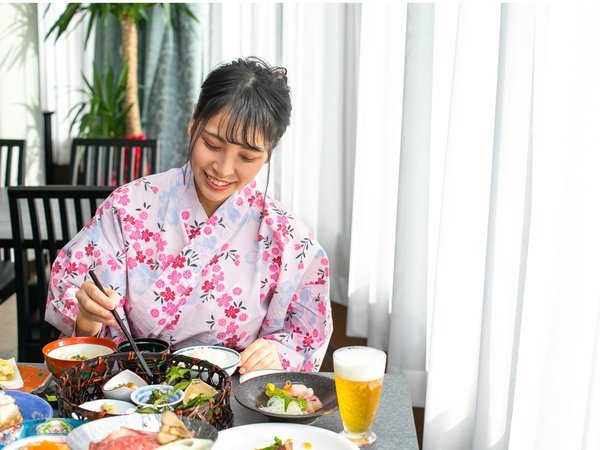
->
[271,66,288,85]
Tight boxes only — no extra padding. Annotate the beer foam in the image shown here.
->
[333,347,386,381]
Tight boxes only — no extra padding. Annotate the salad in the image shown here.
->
[259,380,322,415]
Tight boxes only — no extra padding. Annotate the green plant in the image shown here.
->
[47,3,198,137]
[68,60,131,138]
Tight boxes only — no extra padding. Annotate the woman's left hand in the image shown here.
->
[238,338,283,374]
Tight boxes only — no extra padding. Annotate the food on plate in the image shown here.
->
[89,411,194,450]
[0,391,23,428]
[182,379,217,405]
[100,403,118,414]
[157,411,193,444]
[0,358,14,381]
[21,440,69,450]
[89,427,159,450]
[114,382,140,390]
[36,418,76,434]
[259,381,323,415]
[255,436,294,450]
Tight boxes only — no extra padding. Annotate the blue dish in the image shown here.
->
[130,384,184,408]
[0,391,52,422]
[0,418,85,448]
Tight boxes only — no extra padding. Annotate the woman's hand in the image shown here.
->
[238,338,283,374]
[74,281,120,336]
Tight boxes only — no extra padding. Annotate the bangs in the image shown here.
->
[216,100,278,152]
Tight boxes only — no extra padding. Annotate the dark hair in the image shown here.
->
[188,57,292,160]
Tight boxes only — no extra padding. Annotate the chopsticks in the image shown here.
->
[88,269,155,381]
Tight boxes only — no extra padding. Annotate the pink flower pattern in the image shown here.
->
[46,165,332,372]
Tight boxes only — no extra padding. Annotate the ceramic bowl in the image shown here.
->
[173,345,240,376]
[79,399,137,415]
[234,372,338,424]
[101,370,148,402]
[42,337,116,377]
[116,338,170,373]
[130,385,184,409]
[66,414,218,450]
[2,434,68,449]
[0,418,84,448]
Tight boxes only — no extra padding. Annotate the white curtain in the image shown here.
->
[201,4,600,448]
[424,3,600,449]
[208,3,360,305]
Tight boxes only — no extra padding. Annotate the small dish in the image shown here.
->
[42,337,116,377]
[101,370,148,402]
[173,346,240,376]
[0,391,53,422]
[234,372,338,424]
[2,434,68,449]
[130,385,184,409]
[0,418,85,448]
[79,399,136,415]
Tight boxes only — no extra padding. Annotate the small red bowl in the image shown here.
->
[42,337,117,377]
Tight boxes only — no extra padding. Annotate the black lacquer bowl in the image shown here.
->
[234,372,338,424]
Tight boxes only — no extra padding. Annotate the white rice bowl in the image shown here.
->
[174,346,240,375]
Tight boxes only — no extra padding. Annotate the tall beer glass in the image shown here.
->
[333,346,387,446]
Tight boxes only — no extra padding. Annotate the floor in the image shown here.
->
[0,294,18,359]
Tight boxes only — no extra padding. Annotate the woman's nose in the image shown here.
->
[213,151,235,177]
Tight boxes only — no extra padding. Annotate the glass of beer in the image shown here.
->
[333,346,387,446]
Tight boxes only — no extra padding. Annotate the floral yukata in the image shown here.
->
[46,165,332,372]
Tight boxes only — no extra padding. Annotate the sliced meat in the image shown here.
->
[89,428,159,450]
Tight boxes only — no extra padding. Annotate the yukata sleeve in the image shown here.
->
[261,250,333,372]
[45,192,127,337]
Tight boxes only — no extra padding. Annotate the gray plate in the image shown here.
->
[66,414,218,450]
[234,372,338,424]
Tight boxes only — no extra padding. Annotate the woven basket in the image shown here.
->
[56,352,233,430]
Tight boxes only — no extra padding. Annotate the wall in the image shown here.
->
[0,3,42,185]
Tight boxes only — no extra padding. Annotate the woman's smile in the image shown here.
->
[205,172,235,191]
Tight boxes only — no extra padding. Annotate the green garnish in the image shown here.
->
[265,382,307,412]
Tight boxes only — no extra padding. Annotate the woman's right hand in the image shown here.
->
[74,281,120,336]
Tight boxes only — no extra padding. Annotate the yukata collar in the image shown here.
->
[181,162,264,227]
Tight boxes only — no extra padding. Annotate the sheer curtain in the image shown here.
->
[424,3,600,449]
[209,3,360,305]
[202,4,600,448]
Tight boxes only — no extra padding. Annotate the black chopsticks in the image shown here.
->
[88,269,155,381]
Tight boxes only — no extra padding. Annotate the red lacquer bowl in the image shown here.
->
[42,337,116,377]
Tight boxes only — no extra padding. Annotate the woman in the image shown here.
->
[45,57,332,374]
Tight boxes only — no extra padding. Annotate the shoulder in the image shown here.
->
[108,166,187,205]
[259,195,326,258]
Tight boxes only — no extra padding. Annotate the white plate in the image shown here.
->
[78,399,136,415]
[212,423,359,450]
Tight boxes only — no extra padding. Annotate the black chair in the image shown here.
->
[8,185,115,362]
[0,139,26,187]
[0,139,25,305]
[69,137,159,186]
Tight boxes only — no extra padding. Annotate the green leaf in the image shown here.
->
[45,3,82,41]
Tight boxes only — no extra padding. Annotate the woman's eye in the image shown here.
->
[241,155,260,162]
[204,140,219,151]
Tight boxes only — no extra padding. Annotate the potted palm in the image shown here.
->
[47,3,198,137]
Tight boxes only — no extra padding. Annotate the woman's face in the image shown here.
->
[188,111,269,216]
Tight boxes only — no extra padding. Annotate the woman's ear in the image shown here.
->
[187,120,194,138]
